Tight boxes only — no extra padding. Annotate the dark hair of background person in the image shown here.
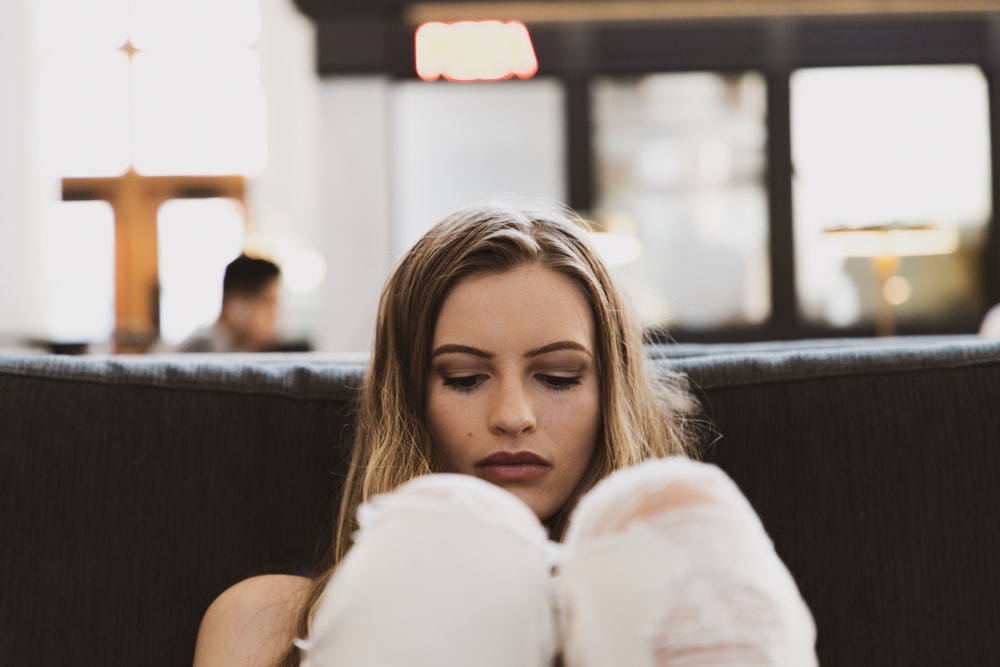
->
[223,255,281,298]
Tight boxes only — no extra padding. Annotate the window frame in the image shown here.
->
[528,14,1000,341]
[331,11,1000,341]
[62,173,245,352]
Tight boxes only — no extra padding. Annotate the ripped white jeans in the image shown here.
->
[299,457,817,667]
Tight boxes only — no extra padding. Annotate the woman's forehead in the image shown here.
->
[432,266,596,353]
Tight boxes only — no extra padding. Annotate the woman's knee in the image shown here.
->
[557,458,817,667]
[337,473,556,600]
[303,474,559,665]
[355,472,550,548]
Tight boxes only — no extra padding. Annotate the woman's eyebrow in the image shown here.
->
[430,344,493,359]
[526,341,592,358]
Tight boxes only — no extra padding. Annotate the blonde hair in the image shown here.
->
[277,202,700,666]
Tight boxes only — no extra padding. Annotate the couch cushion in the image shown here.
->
[0,353,363,666]
[662,336,1000,666]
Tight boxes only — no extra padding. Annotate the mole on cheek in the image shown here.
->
[467,432,474,438]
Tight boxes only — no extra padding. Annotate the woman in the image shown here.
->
[193,202,816,666]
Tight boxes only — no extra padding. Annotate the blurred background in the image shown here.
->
[3,0,999,353]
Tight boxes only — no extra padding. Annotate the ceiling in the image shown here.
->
[290,0,1000,75]
[292,0,1000,25]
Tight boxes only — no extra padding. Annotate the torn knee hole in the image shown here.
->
[619,481,720,527]
[576,476,735,537]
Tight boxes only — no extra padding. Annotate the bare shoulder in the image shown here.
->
[192,573,312,667]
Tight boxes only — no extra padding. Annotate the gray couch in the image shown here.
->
[2,336,999,666]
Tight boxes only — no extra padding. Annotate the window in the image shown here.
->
[591,72,770,331]
[389,79,566,257]
[791,65,991,333]
[42,201,116,345]
[39,0,265,350]
[157,198,245,345]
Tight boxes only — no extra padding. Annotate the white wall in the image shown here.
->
[0,1,56,348]
[304,77,567,352]
[389,79,566,257]
[0,0,566,353]
[247,0,325,343]
[314,78,393,353]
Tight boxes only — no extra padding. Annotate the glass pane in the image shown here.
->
[40,51,131,177]
[39,0,129,51]
[132,50,267,176]
[130,0,261,49]
[592,72,769,331]
[390,79,565,256]
[792,65,992,332]
[157,198,246,344]
[43,201,116,343]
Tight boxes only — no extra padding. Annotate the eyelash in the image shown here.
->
[441,375,486,392]
[539,374,583,391]
[440,374,583,393]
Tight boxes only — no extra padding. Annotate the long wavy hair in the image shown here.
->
[276,201,700,666]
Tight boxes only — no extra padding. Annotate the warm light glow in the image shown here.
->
[415,20,538,82]
[883,275,912,306]
[823,225,960,258]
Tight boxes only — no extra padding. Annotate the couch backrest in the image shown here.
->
[664,336,1000,666]
[1,354,363,666]
[2,337,999,666]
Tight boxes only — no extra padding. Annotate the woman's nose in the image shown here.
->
[489,381,537,435]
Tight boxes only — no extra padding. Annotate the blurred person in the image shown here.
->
[177,254,281,353]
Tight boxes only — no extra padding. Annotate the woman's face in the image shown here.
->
[426,265,601,521]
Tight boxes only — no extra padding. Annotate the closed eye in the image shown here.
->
[442,375,487,392]
[538,374,583,391]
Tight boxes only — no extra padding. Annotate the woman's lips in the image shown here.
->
[475,450,551,484]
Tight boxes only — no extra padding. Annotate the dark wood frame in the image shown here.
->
[63,173,246,352]
[313,10,1000,340]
